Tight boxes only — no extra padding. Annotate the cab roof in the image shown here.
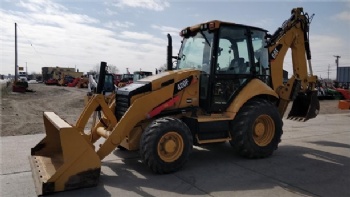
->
[180,20,267,35]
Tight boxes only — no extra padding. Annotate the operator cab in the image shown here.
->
[175,21,270,113]
[133,71,153,82]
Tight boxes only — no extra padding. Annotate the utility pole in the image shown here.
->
[327,64,330,80]
[15,23,18,82]
[334,55,341,81]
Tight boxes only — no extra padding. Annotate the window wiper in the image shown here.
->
[200,31,211,47]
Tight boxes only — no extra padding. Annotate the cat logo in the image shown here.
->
[269,44,283,61]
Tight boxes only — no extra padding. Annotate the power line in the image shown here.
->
[314,69,336,72]
[16,24,49,67]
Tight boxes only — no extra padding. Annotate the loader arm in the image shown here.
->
[29,72,195,195]
[266,7,319,120]
[96,82,176,159]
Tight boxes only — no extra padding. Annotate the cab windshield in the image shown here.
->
[133,72,151,81]
[176,31,214,73]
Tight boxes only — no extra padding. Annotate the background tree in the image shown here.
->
[108,64,119,74]
[91,63,119,74]
[157,63,167,73]
[29,71,40,81]
[91,64,100,74]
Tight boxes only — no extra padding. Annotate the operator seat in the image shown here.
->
[229,58,246,74]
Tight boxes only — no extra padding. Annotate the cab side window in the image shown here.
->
[252,30,269,75]
[216,26,250,75]
[216,39,233,73]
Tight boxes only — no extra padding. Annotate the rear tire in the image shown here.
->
[140,117,193,174]
[229,98,283,158]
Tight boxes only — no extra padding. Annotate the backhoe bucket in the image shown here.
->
[29,112,101,196]
[288,90,320,121]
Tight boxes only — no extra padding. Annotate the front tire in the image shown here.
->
[140,117,193,174]
[229,98,283,158]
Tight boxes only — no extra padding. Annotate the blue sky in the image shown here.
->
[1,0,349,79]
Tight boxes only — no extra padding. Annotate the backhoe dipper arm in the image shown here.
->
[266,7,318,119]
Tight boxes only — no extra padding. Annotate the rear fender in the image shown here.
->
[225,79,278,118]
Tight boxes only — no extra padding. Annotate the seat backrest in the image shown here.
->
[229,58,245,73]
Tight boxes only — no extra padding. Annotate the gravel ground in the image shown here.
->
[1,83,87,136]
[0,83,349,136]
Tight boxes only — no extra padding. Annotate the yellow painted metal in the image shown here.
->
[173,70,200,109]
[157,131,184,162]
[29,94,118,195]
[118,70,200,151]
[267,8,318,118]
[268,9,314,93]
[195,135,231,144]
[132,69,201,109]
[180,20,228,35]
[29,8,321,195]
[96,82,176,160]
[96,127,111,138]
[29,112,101,196]
[96,70,200,154]
[30,69,202,195]
[84,92,115,109]
[77,94,118,142]
[225,79,278,118]
[84,95,91,106]
[119,125,144,151]
[253,115,275,147]
[197,114,233,122]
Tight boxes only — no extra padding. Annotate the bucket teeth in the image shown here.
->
[287,116,307,122]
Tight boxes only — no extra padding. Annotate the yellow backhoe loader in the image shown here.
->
[29,7,319,195]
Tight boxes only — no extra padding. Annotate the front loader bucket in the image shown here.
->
[288,90,320,121]
[29,112,101,196]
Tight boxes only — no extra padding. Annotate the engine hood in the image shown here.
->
[117,69,200,99]
[139,69,199,91]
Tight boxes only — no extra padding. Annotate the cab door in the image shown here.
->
[209,26,253,112]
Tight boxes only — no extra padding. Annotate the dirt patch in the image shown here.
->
[0,83,349,136]
[1,83,87,136]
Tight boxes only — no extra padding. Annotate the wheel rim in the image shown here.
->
[157,131,184,162]
[253,115,275,146]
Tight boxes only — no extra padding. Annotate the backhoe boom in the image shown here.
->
[266,7,319,120]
